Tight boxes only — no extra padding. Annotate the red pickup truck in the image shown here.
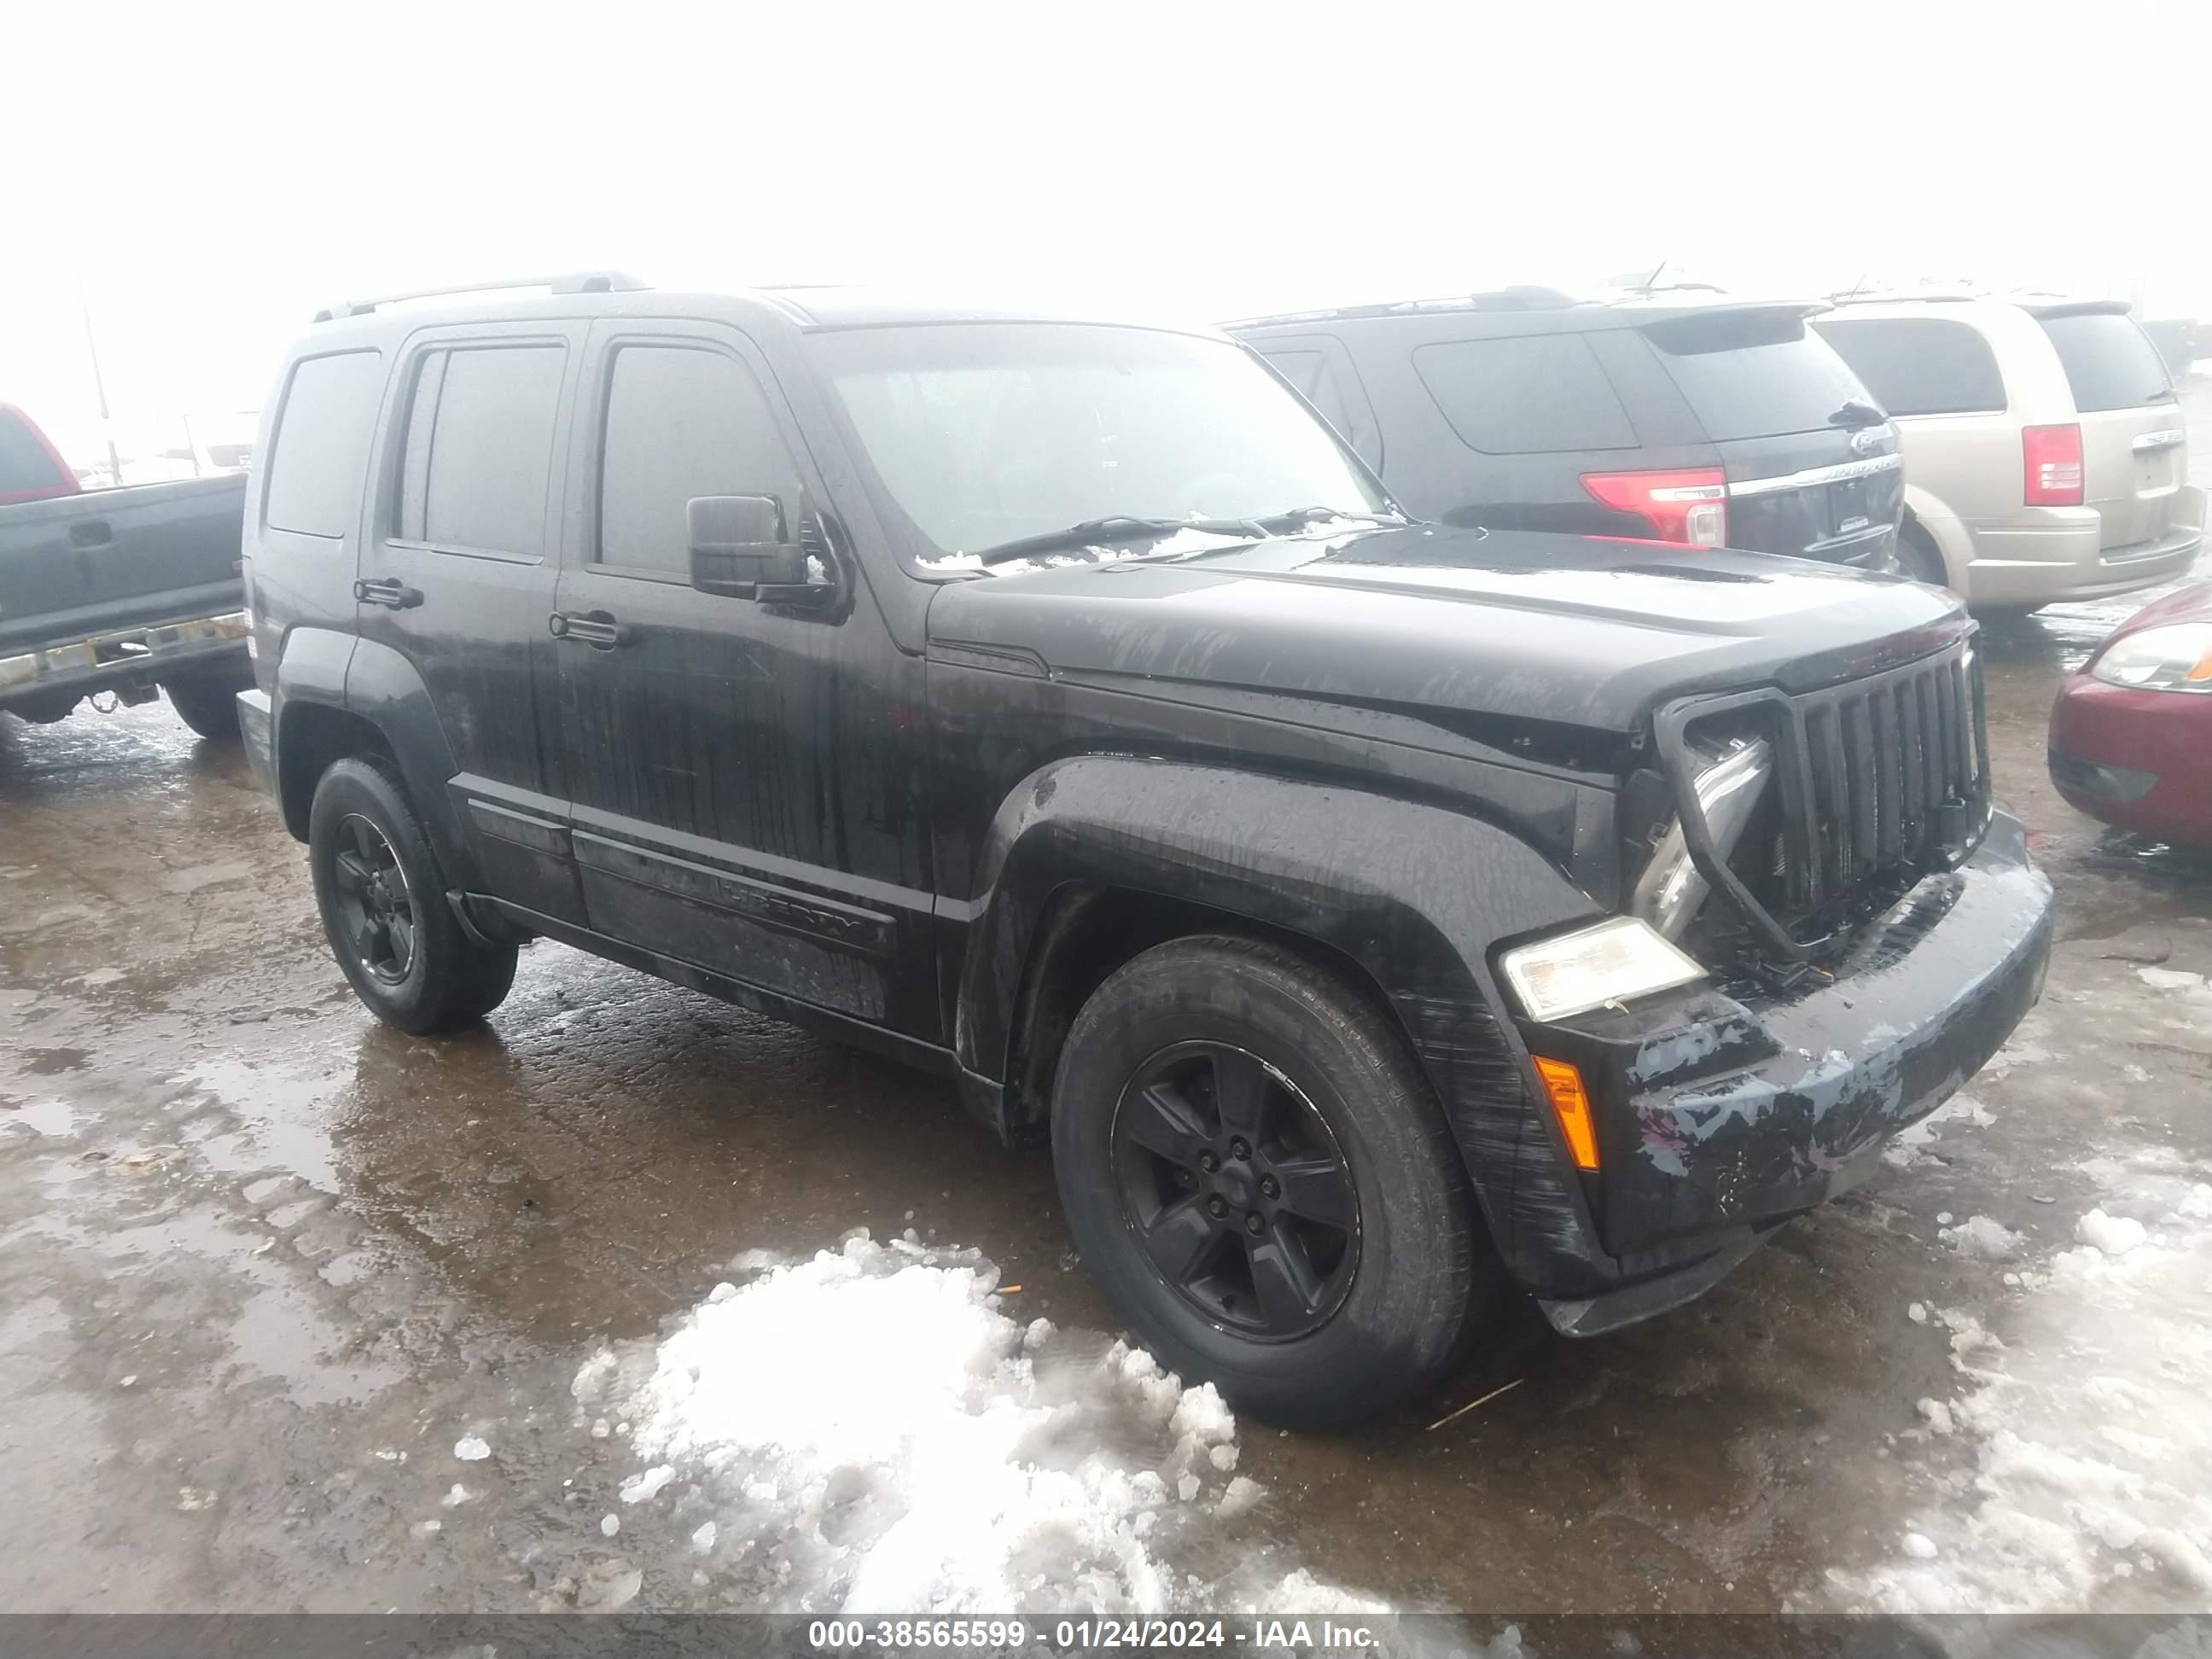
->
[0,402,250,736]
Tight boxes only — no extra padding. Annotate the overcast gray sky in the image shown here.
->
[4,0,2206,460]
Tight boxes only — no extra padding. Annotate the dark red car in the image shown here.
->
[2050,580,2212,848]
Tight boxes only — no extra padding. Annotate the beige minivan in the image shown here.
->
[1813,295,2203,609]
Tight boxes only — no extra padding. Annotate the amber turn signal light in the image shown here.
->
[1533,1057,1599,1172]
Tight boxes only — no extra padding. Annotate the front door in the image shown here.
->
[543,321,937,1039]
[353,323,588,923]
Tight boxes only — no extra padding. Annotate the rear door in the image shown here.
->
[355,323,586,923]
[2034,306,2190,553]
[1637,307,1904,568]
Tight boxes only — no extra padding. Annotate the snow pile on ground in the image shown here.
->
[1839,1153,2212,1611]
[573,1231,1365,1615]
[1939,1215,2025,1261]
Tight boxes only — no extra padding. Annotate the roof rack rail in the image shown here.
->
[312,271,648,323]
[1223,285,1588,330]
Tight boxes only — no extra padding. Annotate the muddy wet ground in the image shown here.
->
[3,389,2209,1618]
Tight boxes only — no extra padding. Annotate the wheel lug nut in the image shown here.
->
[1244,1213,1264,1236]
[1206,1196,1228,1219]
[1260,1176,1279,1200]
[1198,1150,1219,1173]
[1229,1138,1250,1160]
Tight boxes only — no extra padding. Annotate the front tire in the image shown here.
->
[1051,935,1493,1429]
[308,758,516,1034]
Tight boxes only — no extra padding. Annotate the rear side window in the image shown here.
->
[264,350,384,538]
[1645,313,1870,441]
[1813,317,2007,416]
[597,345,804,575]
[2038,312,2175,412]
[402,344,568,555]
[0,409,72,499]
[1412,335,1636,454]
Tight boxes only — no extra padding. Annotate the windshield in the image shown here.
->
[808,323,1388,565]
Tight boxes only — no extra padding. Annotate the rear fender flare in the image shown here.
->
[954,754,1615,1292]
[340,636,480,888]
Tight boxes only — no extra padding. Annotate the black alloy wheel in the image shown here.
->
[329,812,417,985]
[1113,1041,1359,1341]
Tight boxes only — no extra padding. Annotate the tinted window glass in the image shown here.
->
[1813,317,2007,416]
[265,350,383,538]
[0,409,70,498]
[1260,345,1381,469]
[812,323,1385,562]
[399,344,565,555]
[1412,335,1636,455]
[598,346,802,574]
[1646,314,1870,441]
[2038,312,2175,412]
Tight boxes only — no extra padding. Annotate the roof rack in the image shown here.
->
[1223,286,1586,330]
[312,271,649,323]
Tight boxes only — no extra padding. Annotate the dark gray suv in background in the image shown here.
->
[1230,289,1906,571]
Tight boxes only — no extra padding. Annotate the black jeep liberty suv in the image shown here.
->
[237,274,2053,1427]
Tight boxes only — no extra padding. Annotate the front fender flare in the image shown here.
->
[954,754,1618,1295]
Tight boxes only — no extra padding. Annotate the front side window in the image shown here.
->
[597,345,803,575]
[396,343,566,556]
[810,323,1386,562]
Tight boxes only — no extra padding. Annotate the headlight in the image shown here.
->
[1499,917,1706,1023]
[2089,623,2212,693]
[1632,738,1773,939]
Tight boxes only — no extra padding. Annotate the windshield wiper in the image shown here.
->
[974,515,1264,567]
[1254,505,1405,531]
[1827,399,1889,429]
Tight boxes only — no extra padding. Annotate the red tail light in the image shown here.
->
[2023,424,2084,507]
[1580,468,1729,548]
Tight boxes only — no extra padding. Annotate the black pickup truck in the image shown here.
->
[1,402,251,736]
[238,278,2055,1427]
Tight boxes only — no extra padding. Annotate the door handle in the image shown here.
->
[548,610,632,649]
[353,578,424,610]
[69,518,114,550]
[2132,428,2186,454]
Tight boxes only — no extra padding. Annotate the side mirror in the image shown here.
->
[688,495,810,599]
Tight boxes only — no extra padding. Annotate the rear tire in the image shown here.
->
[1051,934,1497,1429]
[160,667,250,741]
[308,758,516,1033]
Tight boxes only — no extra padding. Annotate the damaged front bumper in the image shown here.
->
[1522,809,2053,1337]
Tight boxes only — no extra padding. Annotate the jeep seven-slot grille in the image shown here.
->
[1789,643,1988,918]
[1661,637,1990,963]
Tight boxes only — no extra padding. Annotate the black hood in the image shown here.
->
[924,523,1970,733]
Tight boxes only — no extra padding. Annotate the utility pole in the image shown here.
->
[77,288,125,488]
